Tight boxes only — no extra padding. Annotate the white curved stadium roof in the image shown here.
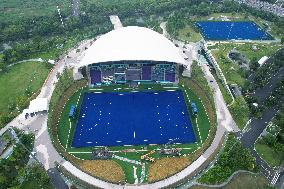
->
[79,26,185,67]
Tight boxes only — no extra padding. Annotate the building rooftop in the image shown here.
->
[79,26,185,67]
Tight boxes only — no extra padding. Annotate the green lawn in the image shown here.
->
[229,96,250,129]
[191,172,269,189]
[0,0,70,22]
[0,61,51,114]
[255,142,283,167]
[178,25,202,42]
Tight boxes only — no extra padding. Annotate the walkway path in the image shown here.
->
[7,58,45,68]
[113,155,142,166]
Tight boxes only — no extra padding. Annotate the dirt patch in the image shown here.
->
[148,157,191,182]
[79,160,125,184]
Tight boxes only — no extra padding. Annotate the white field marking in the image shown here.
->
[94,92,102,93]
[134,131,136,138]
[69,151,93,154]
[184,88,191,103]
[140,163,146,183]
[66,118,72,149]
[89,88,103,90]
[167,90,176,91]
[196,117,202,143]
[68,147,193,154]
[184,88,203,141]
[112,155,142,165]
[76,92,82,106]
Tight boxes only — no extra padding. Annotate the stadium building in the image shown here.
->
[76,26,186,86]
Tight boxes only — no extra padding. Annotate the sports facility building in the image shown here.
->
[77,26,186,85]
[68,26,199,148]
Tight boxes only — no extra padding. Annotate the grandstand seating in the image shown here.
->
[142,66,152,80]
[165,72,175,82]
[89,62,177,84]
[126,68,141,81]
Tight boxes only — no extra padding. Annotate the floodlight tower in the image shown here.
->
[57,5,65,27]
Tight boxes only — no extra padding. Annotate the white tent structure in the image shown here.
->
[21,98,49,119]
[258,56,269,66]
[78,26,185,67]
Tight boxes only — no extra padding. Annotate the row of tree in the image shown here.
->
[198,134,257,184]
[0,131,53,189]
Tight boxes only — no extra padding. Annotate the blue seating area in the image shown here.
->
[90,69,102,84]
[165,72,175,82]
[69,105,76,118]
[141,66,152,80]
[72,91,196,147]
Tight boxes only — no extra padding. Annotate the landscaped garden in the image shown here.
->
[0,61,52,129]
[0,130,53,189]
[255,106,284,168]
[192,172,270,189]
[198,134,257,185]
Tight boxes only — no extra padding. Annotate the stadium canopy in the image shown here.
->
[79,26,186,67]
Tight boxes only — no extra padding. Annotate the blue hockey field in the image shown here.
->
[72,90,196,148]
[196,21,273,41]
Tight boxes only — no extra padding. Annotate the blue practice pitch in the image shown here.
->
[196,21,273,40]
[72,91,196,147]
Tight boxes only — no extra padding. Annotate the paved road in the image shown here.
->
[239,107,279,148]
[236,66,284,186]
[237,105,283,186]
[253,67,284,102]
[47,168,69,189]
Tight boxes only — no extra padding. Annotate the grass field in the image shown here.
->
[178,25,202,42]
[79,160,125,183]
[0,0,70,22]
[255,142,283,167]
[56,83,212,184]
[191,172,269,189]
[229,96,250,129]
[0,62,51,114]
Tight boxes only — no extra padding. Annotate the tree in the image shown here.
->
[14,163,53,189]
[250,58,260,71]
